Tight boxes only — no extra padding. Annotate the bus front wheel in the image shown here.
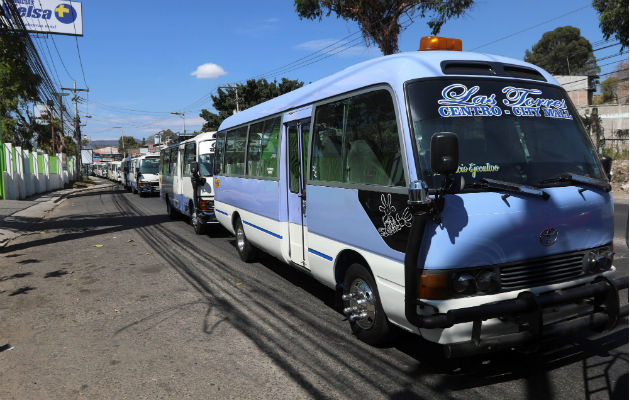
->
[191,208,205,235]
[235,217,256,262]
[342,263,393,346]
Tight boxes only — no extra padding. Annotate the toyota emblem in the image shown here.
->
[539,227,559,246]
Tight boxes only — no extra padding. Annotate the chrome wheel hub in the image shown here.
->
[342,278,376,329]
[236,226,245,252]
[191,211,199,228]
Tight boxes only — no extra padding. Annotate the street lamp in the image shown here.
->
[170,111,186,135]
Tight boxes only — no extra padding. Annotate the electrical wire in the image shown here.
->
[470,4,592,51]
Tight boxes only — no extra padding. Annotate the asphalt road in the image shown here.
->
[0,183,627,399]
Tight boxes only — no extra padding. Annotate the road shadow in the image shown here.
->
[0,272,33,281]
[2,214,169,253]
[9,286,36,296]
[44,269,68,278]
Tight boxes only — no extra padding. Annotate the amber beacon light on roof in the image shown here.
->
[419,36,462,51]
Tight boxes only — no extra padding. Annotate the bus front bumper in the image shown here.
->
[417,275,628,358]
[138,182,159,193]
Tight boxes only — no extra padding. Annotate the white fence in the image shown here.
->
[2,143,76,200]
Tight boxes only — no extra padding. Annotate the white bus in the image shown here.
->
[212,36,626,357]
[130,153,160,196]
[160,131,217,234]
[108,161,121,182]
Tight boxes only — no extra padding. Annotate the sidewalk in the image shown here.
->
[0,179,113,248]
[612,190,629,205]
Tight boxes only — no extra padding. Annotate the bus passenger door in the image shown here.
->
[286,120,310,269]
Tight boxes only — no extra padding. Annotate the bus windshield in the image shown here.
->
[199,153,214,176]
[406,78,603,189]
[139,158,159,174]
[198,140,215,176]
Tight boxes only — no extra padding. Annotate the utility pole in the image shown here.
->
[170,111,186,135]
[45,99,56,152]
[218,85,240,114]
[62,81,89,178]
[112,126,124,156]
[53,92,69,154]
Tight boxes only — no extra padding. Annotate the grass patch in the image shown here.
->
[603,148,629,161]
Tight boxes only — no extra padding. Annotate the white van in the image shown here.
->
[160,131,217,233]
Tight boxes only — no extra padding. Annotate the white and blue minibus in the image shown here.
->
[160,131,217,234]
[212,36,627,357]
[121,157,132,191]
[130,153,160,197]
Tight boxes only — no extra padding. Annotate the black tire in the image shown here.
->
[166,197,176,219]
[234,217,256,262]
[342,263,393,346]
[190,206,206,235]
[139,191,145,198]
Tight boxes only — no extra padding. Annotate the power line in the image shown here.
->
[470,4,592,51]
[69,0,88,89]
[35,0,75,82]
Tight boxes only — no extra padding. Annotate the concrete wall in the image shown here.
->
[1,143,75,200]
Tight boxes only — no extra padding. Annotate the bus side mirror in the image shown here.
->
[601,156,612,180]
[430,132,459,175]
[190,162,199,175]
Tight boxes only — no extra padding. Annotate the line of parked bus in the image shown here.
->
[157,36,626,358]
[90,153,161,197]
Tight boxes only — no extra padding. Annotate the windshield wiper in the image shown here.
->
[465,178,549,199]
[538,174,611,192]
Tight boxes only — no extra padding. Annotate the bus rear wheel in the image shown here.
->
[342,263,393,346]
[166,197,176,219]
[235,217,256,262]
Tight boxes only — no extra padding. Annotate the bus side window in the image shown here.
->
[169,148,177,175]
[247,117,280,178]
[164,149,171,175]
[345,90,404,186]
[183,142,196,176]
[246,121,265,176]
[312,90,403,187]
[215,131,225,175]
[311,101,345,182]
[225,126,248,175]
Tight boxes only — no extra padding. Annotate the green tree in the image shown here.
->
[294,0,474,55]
[524,26,600,75]
[599,76,619,104]
[200,78,304,131]
[118,136,138,152]
[0,31,42,146]
[64,136,77,157]
[593,0,628,51]
[157,129,178,144]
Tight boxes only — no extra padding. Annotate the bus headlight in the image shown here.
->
[583,246,614,273]
[476,270,500,293]
[453,273,476,294]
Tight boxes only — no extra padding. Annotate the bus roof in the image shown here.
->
[218,50,557,131]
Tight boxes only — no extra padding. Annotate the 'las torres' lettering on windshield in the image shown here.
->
[438,83,572,120]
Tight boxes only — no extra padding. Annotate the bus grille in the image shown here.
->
[499,246,608,291]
